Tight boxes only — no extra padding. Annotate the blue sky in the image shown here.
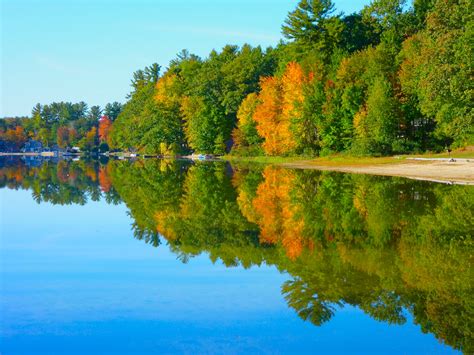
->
[1,0,372,117]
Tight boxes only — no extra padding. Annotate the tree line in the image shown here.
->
[110,0,472,156]
[0,101,123,152]
[1,0,472,156]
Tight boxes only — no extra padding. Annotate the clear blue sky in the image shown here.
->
[1,0,372,117]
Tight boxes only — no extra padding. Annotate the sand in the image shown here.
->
[282,159,474,185]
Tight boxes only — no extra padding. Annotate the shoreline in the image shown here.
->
[2,151,473,185]
[0,152,81,157]
[280,159,474,185]
[224,151,474,185]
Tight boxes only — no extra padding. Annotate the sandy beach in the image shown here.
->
[283,159,474,185]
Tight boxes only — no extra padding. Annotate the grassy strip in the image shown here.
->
[222,154,403,167]
[223,146,474,167]
[222,155,305,164]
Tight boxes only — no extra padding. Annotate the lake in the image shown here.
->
[0,156,472,354]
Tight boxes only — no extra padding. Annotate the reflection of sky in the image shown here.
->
[1,189,459,353]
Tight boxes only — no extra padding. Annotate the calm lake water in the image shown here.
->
[0,156,472,354]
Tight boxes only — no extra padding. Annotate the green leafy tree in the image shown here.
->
[398,0,473,147]
[104,102,123,121]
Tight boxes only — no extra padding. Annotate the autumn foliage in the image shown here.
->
[232,93,261,150]
[251,166,307,260]
[253,76,284,155]
[0,126,27,151]
[99,165,113,192]
[98,115,113,143]
[251,62,309,155]
[56,126,77,148]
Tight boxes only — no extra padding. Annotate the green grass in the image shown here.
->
[303,155,402,166]
[222,155,305,164]
[223,146,474,167]
[222,154,401,167]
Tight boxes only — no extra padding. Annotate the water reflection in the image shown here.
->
[1,157,472,352]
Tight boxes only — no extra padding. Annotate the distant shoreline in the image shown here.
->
[2,151,473,185]
[0,152,82,157]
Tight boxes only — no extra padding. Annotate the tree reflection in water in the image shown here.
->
[1,157,472,352]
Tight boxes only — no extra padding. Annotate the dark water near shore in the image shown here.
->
[1,156,472,353]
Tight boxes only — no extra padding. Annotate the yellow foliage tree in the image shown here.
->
[253,76,283,155]
[281,61,306,148]
[155,73,181,108]
[232,93,261,149]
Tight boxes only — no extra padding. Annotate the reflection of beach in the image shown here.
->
[0,152,44,156]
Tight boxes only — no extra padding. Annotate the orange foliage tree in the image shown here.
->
[99,165,112,192]
[281,61,306,141]
[251,166,308,260]
[56,160,70,183]
[253,76,284,155]
[57,126,70,148]
[253,62,309,155]
[98,115,113,143]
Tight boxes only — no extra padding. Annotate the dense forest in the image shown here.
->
[1,0,472,156]
[1,157,472,352]
[109,0,473,156]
